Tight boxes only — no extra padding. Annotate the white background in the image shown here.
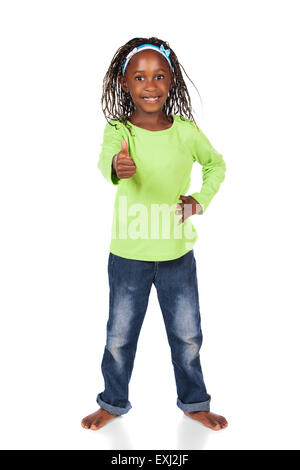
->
[0,0,299,450]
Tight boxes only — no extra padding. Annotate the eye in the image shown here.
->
[135,75,165,81]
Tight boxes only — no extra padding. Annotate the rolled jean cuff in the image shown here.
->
[96,393,132,416]
[177,395,211,413]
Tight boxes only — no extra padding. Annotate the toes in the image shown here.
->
[90,419,102,430]
[212,423,222,430]
[81,419,91,429]
[206,415,224,431]
[212,417,228,430]
[219,416,228,428]
[208,419,221,430]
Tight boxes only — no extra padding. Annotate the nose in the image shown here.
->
[144,77,160,89]
[144,87,159,94]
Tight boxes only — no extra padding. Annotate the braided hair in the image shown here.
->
[101,37,202,135]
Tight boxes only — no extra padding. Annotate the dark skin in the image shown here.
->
[81,50,228,432]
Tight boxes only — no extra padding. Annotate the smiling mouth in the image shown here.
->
[142,96,161,103]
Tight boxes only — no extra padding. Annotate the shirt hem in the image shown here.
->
[109,245,195,262]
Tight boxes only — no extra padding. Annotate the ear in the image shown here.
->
[119,75,129,94]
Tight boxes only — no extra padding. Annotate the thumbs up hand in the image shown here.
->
[113,140,136,179]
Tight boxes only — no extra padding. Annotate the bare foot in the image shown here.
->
[184,411,228,431]
[81,408,119,430]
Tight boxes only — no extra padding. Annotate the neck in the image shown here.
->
[129,110,172,128]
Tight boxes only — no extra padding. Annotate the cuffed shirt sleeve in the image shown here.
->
[97,121,123,185]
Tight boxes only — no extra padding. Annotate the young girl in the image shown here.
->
[82,37,227,431]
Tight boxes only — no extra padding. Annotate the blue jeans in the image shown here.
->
[96,249,211,415]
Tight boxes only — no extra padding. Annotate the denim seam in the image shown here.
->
[110,253,115,304]
[153,261,158,282]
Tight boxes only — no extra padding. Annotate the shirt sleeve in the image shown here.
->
[97,121,123,185]
[189,125,226,214]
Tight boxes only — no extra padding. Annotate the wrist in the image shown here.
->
[190,193,204,215]
[196,204,203,215]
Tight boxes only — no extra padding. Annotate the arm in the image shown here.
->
[98,121,123,185]
[189,126,226,214]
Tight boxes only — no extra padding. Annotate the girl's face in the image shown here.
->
[119,50,174,114]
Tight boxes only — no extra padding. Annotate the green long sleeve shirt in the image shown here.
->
[98,114,226,261]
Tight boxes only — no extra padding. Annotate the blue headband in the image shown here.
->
[121,43,173,76]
